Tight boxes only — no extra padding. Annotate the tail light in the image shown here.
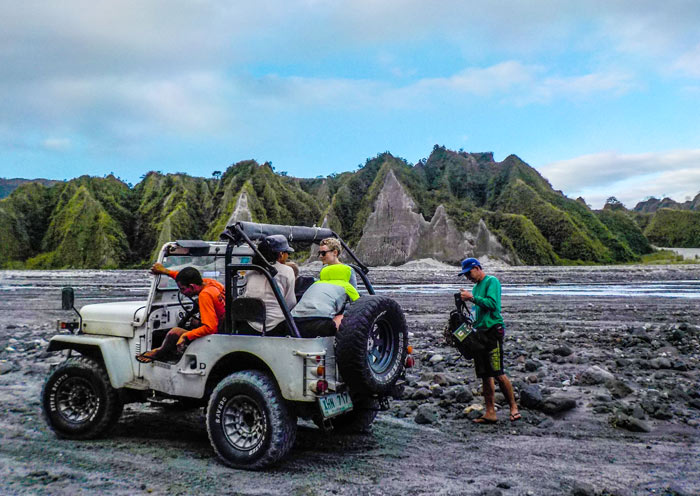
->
[405,344,415,367]
[309,379,328,394]
[56,320,79,332]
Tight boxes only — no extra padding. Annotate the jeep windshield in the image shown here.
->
[158,254,236,290]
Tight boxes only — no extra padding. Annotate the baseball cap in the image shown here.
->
[265,234,294,253]
[458,257,481,276]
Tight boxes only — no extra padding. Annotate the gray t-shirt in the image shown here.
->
[244,261,296,332]
[291,282,349,320]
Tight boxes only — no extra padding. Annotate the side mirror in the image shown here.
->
[61,287,75,310]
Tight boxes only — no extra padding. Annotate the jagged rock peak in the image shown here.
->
[355,169,516,265]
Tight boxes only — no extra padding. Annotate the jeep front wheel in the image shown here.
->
[41,356,123,440]
[336,295,408,395]
[206,370,296,470]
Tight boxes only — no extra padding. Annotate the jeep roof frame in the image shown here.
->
[218,221,375,337]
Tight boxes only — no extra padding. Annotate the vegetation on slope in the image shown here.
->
[1,147,691,269]
[644,209,700,248]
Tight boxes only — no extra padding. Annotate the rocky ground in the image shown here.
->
[0,265,699,496]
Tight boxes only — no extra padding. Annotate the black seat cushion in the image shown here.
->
[229,297,266,334]
[294,275,316,301]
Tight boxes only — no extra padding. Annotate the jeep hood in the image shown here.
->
[80,301,147,337]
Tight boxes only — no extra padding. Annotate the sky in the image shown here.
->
[1,1,699,209]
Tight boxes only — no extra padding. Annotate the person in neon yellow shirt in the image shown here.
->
[292,263,359,337]
[459,258,520,424]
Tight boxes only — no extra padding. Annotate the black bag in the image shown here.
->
[443,293,494,360]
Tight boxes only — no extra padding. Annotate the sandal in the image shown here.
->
[473,416,498,424]
[510,412,522,422]
[136,350,159,363]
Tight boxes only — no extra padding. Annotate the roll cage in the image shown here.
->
[211,221,375,337]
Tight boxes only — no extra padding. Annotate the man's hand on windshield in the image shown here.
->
[150,262,167,276]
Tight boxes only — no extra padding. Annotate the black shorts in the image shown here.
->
[294,317,336,338]
[473,325,505,379]
[235,321,289,337]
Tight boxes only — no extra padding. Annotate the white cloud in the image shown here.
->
[523,71,638,104]
[233,62,635,112]
[2,72,229,138]
[539,149,700,208]
[672,43,700,78]
[414,61,540,97]
[42,138,71,151]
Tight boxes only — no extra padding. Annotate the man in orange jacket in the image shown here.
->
[137,263,225,363]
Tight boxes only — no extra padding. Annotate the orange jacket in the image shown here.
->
[167,270,225,341]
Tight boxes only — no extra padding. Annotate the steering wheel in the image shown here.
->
[177,291,200,329]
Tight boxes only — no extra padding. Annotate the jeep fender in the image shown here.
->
[47,335,133,389]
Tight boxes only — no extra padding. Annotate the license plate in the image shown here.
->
[318,391,353,419]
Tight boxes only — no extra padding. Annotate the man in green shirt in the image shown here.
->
[459,258,520,424]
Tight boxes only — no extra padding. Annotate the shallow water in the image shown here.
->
[2,270,699,302]
[373,281,700,298]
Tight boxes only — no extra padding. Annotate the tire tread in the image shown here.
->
[206,370,296,470]
[41,356,122,440]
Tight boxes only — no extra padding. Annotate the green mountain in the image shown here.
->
[643,209,700,248]
[0,178,62,199]
[634,193,700,213]
[0,148,690,268]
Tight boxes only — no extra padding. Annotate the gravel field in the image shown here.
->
[0,265,699,496]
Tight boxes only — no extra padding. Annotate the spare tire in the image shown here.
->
[336,295,408,395]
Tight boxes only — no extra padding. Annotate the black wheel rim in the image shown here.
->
[367,316,396,375]
[222,394,266,451]
[56,377,100,424]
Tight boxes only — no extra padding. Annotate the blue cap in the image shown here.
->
[458,257,481,276]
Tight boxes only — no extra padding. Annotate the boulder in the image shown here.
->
[552,345,573,357]
[541,395,577,414]
[605,379,634,399]
[411,388,431,400]
[612,414,651,433]
[519,385,544,409]
[580,366,615,385]
[415,405,439,425]
[571,482,596,496]
[455,386,474,404]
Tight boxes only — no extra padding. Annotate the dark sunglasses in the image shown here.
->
[318,250,332,257]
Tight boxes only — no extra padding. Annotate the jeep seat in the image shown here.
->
[230,297,266,335]
[294,275,315,301]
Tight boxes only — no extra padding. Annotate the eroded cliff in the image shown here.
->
[355,170,516,265]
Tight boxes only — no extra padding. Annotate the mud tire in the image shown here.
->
[336,295,408,395]
[206,370,296,470]
[41,356,123,440]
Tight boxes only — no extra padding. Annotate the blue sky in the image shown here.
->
[1,1,699,208]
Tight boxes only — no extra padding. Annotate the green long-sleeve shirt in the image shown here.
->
[471,275,504,330]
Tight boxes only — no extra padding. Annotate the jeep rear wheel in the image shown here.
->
[336,295,408,395]
[41,356,123,440]
[206,370,296,470]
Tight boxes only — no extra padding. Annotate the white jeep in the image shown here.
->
[41,222,411,469]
